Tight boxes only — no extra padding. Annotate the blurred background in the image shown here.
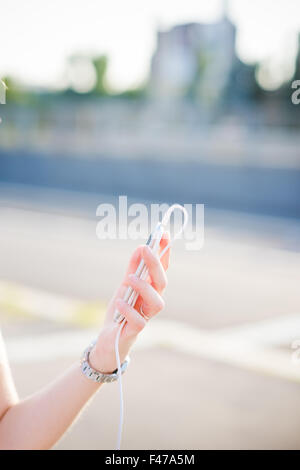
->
[0,0,300,450]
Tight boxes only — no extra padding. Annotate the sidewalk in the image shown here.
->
[1,195,300,449]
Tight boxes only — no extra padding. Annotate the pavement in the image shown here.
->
[0,184,300,449]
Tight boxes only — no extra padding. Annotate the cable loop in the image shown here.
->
[114,204,188,449]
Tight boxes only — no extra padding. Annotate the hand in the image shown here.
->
[89,232,170,374]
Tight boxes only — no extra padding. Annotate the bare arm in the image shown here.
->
[0,236,170,449]
[0,361,101,450]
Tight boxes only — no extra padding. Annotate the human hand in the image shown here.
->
[89,232,170,374]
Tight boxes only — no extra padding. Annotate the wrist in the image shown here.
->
[80,342,130,384]
[89,345,117,375]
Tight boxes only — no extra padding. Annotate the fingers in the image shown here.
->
[159,231,171,271]
[115,299,146,336]
[124,231,170,277]
[110,231,170,326]
[125,245,144,277]
[127,274,165,317]
[142,245,168,293]
[118,231,169,297]
[112,245,144,300]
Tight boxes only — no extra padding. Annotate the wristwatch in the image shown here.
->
[80,341,130,384]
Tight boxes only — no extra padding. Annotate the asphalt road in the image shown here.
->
[1,185,300,449]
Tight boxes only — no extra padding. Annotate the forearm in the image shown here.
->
[0,240,170,450]
[0,363,101,450]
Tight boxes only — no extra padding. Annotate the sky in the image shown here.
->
[0,0,300,92]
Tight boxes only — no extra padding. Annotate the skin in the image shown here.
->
[0,232,170,450]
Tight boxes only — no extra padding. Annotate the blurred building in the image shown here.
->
[150,15,236,105]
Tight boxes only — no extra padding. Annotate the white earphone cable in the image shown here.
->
[114,204,188,450]
[115,318,126,450]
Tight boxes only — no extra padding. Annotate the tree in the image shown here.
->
[92,55,108,95]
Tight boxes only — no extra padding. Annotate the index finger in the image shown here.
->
[159,231,171,271]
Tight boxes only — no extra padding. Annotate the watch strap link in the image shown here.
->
[80,342,130,384]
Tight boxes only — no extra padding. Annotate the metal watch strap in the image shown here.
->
[80,341,130,384]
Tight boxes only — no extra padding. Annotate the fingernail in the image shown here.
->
[129,274,137,282]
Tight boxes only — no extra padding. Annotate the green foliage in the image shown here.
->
[92,55,108,95]
[117,85,147,99]
[1,76,36,105]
